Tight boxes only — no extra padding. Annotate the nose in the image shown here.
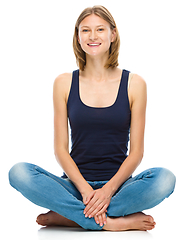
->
[89,30,98,41]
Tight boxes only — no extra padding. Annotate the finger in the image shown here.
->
[94,215,99,225]
[95,204,108,216]
[84,198,99,216]
[84,195,103,216]
[98,214,103,227]
[87,201,105,218]
[84,195,98,215]
[102,212,107,225]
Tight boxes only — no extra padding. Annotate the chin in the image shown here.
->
[86,49,110,58]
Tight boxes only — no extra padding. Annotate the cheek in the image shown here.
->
[102,31,113,44]
[102,35,112,48]
[78,37,89,53]
[78,34,87,46]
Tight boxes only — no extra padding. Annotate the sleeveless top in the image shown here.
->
[62,69,131,181]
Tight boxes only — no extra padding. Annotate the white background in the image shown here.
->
[1,0,188,239]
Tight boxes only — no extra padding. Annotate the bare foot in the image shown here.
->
[103,212,156,231]
[36,211,80,227]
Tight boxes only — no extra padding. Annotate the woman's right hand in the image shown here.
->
[94,212,107,227]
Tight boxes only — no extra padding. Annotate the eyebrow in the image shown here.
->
[80,25,105,28]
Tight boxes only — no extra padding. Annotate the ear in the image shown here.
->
[111,28,116,43]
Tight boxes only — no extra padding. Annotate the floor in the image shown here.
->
[38,227,154,240]
[3,221,186,240]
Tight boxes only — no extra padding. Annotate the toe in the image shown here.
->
[145,221,156,231]
[36,214,49,226]
[146,215,154,223]
[37,214,43,220]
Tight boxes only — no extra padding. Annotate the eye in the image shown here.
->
[98,28,104,32]
[82,29,89,32]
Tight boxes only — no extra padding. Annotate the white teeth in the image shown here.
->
[88,43,101,46]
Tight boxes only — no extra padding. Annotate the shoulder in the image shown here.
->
[129,73,146,90]
[54,72,72,89]
[128,73,147,107]
[53,72,72,101]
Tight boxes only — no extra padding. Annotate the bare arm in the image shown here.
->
[53,74,93,197]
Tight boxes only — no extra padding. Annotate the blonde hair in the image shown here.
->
[73,5,120,71]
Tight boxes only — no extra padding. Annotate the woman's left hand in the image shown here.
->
[83,187,112,221]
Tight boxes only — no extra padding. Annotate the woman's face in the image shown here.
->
[78,14,116,57]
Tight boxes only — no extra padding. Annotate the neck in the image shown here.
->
[83,52,111,81]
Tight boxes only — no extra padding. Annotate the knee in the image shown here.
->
[154,167,176,198]
[8,162,30,189]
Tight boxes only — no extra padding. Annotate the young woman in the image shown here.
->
[9,5,176,231]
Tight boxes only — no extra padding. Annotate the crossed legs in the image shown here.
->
[9,163,176,231]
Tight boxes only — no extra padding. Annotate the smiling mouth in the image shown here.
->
[87,43,101,47]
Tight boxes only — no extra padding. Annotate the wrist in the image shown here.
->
[71,176,93,196]
[102,181,117,199]
[80,184,93,198]
[81,185,94,205]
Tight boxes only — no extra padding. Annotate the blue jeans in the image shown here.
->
[8,163,176,230]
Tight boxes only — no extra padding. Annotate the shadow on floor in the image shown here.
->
[38,226,153,240]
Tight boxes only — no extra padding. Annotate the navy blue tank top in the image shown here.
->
[63,69,131,181]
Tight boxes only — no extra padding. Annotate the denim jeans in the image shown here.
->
[8,162,176,230]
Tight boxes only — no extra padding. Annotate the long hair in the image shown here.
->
[73,5,120,71]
